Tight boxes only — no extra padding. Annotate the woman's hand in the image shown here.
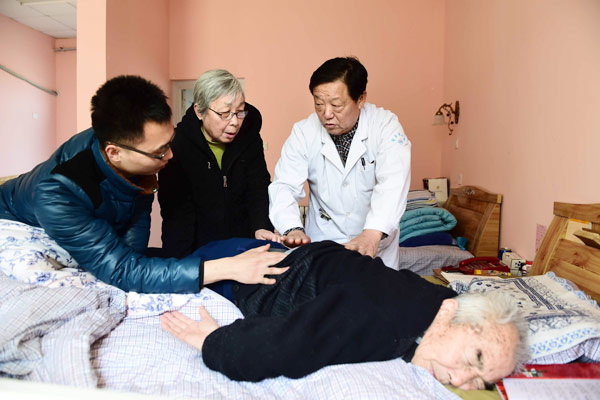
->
[254,229,284,243]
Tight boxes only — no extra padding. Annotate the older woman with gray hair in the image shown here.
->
[158,69,281,258]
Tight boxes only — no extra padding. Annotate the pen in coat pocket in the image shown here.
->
[319,207,331,221]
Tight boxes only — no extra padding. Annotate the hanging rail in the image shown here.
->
[0,64,59,96]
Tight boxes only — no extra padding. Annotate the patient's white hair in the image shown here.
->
[453,291,529,371]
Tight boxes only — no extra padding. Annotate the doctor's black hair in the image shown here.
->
[91,75,171,145]
[309,57,368,102]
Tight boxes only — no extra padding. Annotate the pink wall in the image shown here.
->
[76,0,106,131]
[169,0,447,187]
[0,14,56,176]
[55,37,77,147]
[441,0,600,259]
[106,0,171,96]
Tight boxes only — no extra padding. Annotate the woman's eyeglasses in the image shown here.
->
[208,108,249,121]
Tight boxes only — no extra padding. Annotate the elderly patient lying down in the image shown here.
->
[161,241,528,389]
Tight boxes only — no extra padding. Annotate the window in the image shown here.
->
[171,80,195,124]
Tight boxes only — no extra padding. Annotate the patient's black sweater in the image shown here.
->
[202,241,457,382]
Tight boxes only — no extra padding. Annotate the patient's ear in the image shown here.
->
[438,298,459,319]
[423,298,459,336]
[429,299,458,330]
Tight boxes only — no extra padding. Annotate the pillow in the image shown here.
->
[0,219,101,288]
[449,272,600,363]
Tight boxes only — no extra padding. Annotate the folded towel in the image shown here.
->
[405,198,438,210]
[399,207,457,243]
[406,190,439,210]
[406,190,436,202]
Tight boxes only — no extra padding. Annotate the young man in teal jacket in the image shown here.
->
[0,75,286,294]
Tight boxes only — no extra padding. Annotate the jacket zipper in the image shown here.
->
[206,160,227,187]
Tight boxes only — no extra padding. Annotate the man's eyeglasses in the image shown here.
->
[208,108,249,121]
[107,139,173,160]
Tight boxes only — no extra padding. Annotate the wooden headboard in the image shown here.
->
[444,185,502,258]
[530,202,600,303]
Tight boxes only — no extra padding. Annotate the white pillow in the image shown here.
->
[450,272,600,363]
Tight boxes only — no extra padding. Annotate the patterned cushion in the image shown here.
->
[450,273,600,363]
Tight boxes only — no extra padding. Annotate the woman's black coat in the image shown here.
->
[158,103,273,258]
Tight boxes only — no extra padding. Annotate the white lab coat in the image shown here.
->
[269,103,411,268]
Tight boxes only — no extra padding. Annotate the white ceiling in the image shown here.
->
[0,0,77,38]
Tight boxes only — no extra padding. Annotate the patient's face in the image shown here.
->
[411,299,518,390]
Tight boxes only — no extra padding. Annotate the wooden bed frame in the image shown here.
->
[530,202,600,303]
[444,185,502,258]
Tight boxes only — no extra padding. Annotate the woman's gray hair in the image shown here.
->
[453,291,530,372]
[193,69,244,115]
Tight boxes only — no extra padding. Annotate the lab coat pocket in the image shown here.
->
[357,159,376,192]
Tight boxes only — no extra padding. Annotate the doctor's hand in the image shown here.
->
[343,229,382,258]
[203,244,288,286]
[282,230,311,248]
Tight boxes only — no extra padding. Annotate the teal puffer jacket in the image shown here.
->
[0,129,202,293]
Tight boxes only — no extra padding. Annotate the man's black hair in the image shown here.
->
[91,75,171,145]
[309,57,368,102]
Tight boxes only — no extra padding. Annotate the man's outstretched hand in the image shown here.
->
[203,243,289,286]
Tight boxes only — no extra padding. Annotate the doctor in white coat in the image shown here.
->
[269,57,411,269]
